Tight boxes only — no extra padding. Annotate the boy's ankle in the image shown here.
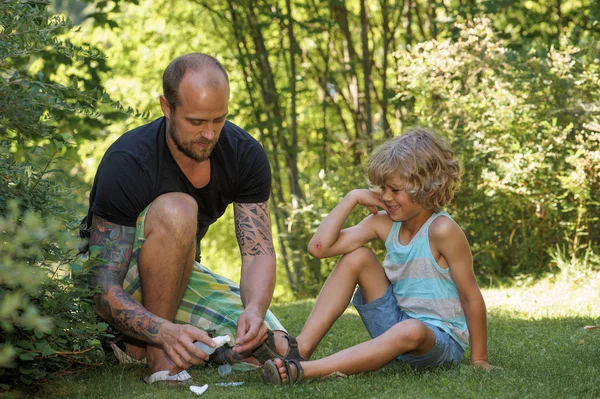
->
[273,331,310,360]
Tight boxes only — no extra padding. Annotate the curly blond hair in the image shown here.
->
[367,127,461,212]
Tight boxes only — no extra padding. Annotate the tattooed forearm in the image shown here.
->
[88,214,135,291]
[88,214,165,344]
[102,287,164,338]
[234,202,275,256]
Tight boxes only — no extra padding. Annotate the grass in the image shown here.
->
[30,273,600,399]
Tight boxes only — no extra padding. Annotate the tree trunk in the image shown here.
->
[360,0,373,151]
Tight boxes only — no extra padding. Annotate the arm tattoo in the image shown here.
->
[234,202,275,256]
[88,215,135,290]
[88,215,164,342]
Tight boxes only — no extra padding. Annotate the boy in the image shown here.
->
[262,128,493,385]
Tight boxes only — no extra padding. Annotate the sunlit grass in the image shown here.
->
[32,273,600,398]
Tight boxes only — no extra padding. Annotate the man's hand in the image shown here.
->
[158,322,216,370]
[233,308,268,354]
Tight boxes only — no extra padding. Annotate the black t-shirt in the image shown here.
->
[83,117,271,250]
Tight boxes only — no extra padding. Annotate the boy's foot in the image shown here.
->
[252,330,306,364]
[211,345,262,367]
[262,358,304,385]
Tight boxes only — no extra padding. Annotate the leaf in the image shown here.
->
[583,325,599,330]
[576,339,585,345]
[19,352,36,361]
[52,139,64,150]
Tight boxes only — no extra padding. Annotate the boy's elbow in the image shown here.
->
[307,241,326,259]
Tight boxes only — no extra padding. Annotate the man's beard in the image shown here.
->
[168,123,216,162]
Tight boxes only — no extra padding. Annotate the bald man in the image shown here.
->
[81,54,301,384]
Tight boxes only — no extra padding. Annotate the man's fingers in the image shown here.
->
[185,325,213,344]
[188,341,212,361]
[235,323,268,353]
[182,325,214,359]
[165,347,191,371]
[177,344,207,365]
[238,331,267,353]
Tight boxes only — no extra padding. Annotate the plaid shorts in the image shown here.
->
[122,206,285,339]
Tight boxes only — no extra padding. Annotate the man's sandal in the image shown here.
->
[143,370,192,385]
[262,359,304,385]
[252,330,304,363]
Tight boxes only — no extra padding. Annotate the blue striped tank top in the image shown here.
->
[383,210,469,349]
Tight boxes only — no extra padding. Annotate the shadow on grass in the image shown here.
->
[34,303,599,399]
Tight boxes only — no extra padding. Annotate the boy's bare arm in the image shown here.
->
[429,217,492,369]
[307,189,387,258]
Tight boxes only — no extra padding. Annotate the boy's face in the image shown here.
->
[379,176,428,223]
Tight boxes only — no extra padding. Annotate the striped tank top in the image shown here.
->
[383,210,469,349]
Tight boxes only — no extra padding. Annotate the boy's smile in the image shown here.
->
[380,176,431,225]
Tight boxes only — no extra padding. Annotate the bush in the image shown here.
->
[393,19,600,279]
[0,0,126,390]
[0,197,108,388]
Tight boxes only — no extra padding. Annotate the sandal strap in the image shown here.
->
[252,331,305,363]
[283,359,304,384]
[283,335,305,361]
[252,330,280,363]
[266,329,277,350]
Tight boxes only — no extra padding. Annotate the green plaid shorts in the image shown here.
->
[122,206,285,339]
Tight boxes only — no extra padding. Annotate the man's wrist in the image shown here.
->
[243,304,266,318]
[155,320,174,344]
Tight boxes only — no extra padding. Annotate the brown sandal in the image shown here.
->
[252,330,304,364]
[262,358,304,385]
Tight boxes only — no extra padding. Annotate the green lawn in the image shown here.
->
[33,273,600,398]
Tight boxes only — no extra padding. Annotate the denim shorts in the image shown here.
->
[352,285,464,368]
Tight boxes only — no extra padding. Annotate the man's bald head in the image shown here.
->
[162,53,229,111]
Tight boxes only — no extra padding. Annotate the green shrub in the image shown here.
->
[0,0,127,390]
[393,19,600,279]
[0,197,108,388]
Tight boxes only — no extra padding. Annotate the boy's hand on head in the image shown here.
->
[471,359,502,371]
[350,189,386,214]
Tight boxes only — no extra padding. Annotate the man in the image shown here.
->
[81,53,301,384]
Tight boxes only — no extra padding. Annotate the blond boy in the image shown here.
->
[262,128,493,384]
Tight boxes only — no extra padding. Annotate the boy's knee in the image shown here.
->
[339,247,376,267]
[390,319,429,348]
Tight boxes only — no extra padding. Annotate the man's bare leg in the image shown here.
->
[130,193,197,373]
[272,318,436,382]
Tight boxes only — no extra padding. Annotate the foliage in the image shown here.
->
[0,0,130,390]
[61,0,600,297]
[392,19,600,278]
[0,196,107,389]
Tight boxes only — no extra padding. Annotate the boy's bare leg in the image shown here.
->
[287,247,390,359]
[130,193,198,373]
[273,318,436,382]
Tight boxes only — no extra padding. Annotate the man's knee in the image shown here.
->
[145,193,198,236]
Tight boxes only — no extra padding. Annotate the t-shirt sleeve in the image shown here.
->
[235,141,271,203]
[90,151,153,226]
